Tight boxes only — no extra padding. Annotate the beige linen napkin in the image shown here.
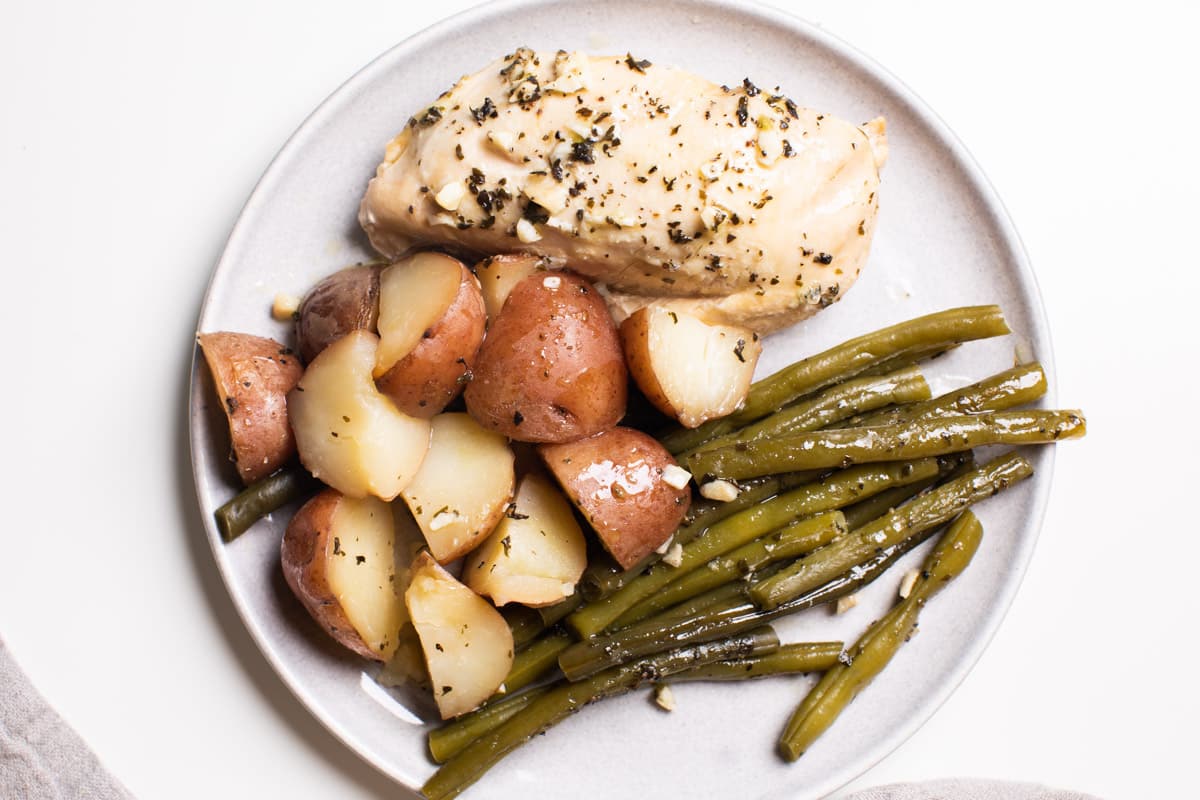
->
[1,638,133,800]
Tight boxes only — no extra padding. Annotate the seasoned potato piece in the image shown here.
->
[406,552,514,718]
[464,272,626,443]
[281,489,406,661]
[288,330,431,500]
[620,306,762,428]
[374,252,486,418]
[400,413,515,563]
[540,427,691,569]
[466,473,587,607]
[295,263,382,364]
[474,253,548,321]
[197,332,302,485]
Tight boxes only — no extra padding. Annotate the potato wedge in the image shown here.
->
[288,330,430,500]
[406,552,514,718]
[197,332,302,485]
[466,473,587,607]
[540,427,691,569]
[400,413,515,564]
[295,263,382,364]
[474,253,548,321]
[464,272,626,443]
[281,489,406,661]
[374,252,486,418]
[620,306,763,428]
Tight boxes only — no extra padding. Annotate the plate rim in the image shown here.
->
[188,0,1057,796]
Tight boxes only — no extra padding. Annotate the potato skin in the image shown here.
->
[375,262,486,418]
[539,427,690,569]
[464,272,626,442]
[280,489,380,661]
[295,264,381,364]
[197,331,302,485]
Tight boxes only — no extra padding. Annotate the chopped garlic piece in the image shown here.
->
[434,182,465,211]
[699,479,739,503]
[662,543,683,568]
[542,275,562,289]
[655,535,674,555]
[271,293,300,321]
[898,569,920,599]
[653,684,675,712]
[486,130,518,160]
[661,464,692,490]
[834,594,858,615]
[429,509,460,531]
[544,50,590,95]
[515,218,542,243]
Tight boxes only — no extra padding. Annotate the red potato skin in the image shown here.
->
[197,331,303,485]
[280,489,381,661]
[295,264,381,364]
[375,262,486,418]
[539,427,690,569]
[465,272,627,443]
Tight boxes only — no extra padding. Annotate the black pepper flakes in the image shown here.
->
[624,53,652,73]
[815,252,834,265]
[736,95,749,127]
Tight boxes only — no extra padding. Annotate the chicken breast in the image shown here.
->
[359,48,886,334]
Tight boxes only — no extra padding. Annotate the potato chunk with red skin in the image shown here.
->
[540,427,691,569]
[464,272,626,443]
[197,332,302,485]
[294,263,381,364]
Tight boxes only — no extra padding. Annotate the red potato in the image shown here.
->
[464,272,626,443]
[281,489,408,661]
[406,552,514,719]
[473,253,549,321]
[295,263,381,364]
[620,306,763,429]
[539,426,691,569]
[197,332,302,485]
[374,252,486,418]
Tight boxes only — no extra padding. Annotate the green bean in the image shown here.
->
[751,452,1031,611]
[427,686,551,764]
[840,453,973,530]
[536,596,582,627]
[687,410,1083,482]
[682,366,931,459]
[579,472,816,601]
[612,511,848,630]
[214,465,318,542]
[779,511,983,760]
[556,514,942,681]
[501,629,572,695]
[845,362,1048,429]
[501,605,545,650]
[660,305,1010,453]
[668,642,844,683]
[422,627,780,800]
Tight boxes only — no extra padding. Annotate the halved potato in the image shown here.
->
[474,253,548,321]
[464,272,626,443]
[539,427,691,569]
[400,413,515,563]
[406,552,514,718]
[197,332,302,484]
[288,330,431,500]
[295,263,382,364]
[620,306,762,428]
[374,252,486,418]
[466,473,587,607]
[281,489,406,661]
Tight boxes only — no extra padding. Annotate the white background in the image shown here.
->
[1,1,1196,798]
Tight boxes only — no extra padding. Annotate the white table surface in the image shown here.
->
[1,1,1195,798]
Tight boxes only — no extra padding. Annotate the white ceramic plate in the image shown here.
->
[189,1,1055,797]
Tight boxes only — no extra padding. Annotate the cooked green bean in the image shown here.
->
[501,629,572,695]
[751,452,1031,611]
[669,642,844,683]
[557,512,943,681]
[779,511,983,760]
[214,464,318,542]
[536,596,582,627]
[501,605,545,650]
[612,511,848,630]
[660,305,1010,454]
[427,686,551,764]
[682,366,931,459]
[422,627,780,800]
[845,362,1047,428]
[840,453,973,530]
[579,472,816,601]
[687,410,1083,482]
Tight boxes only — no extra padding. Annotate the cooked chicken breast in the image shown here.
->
[359,49,886,334]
